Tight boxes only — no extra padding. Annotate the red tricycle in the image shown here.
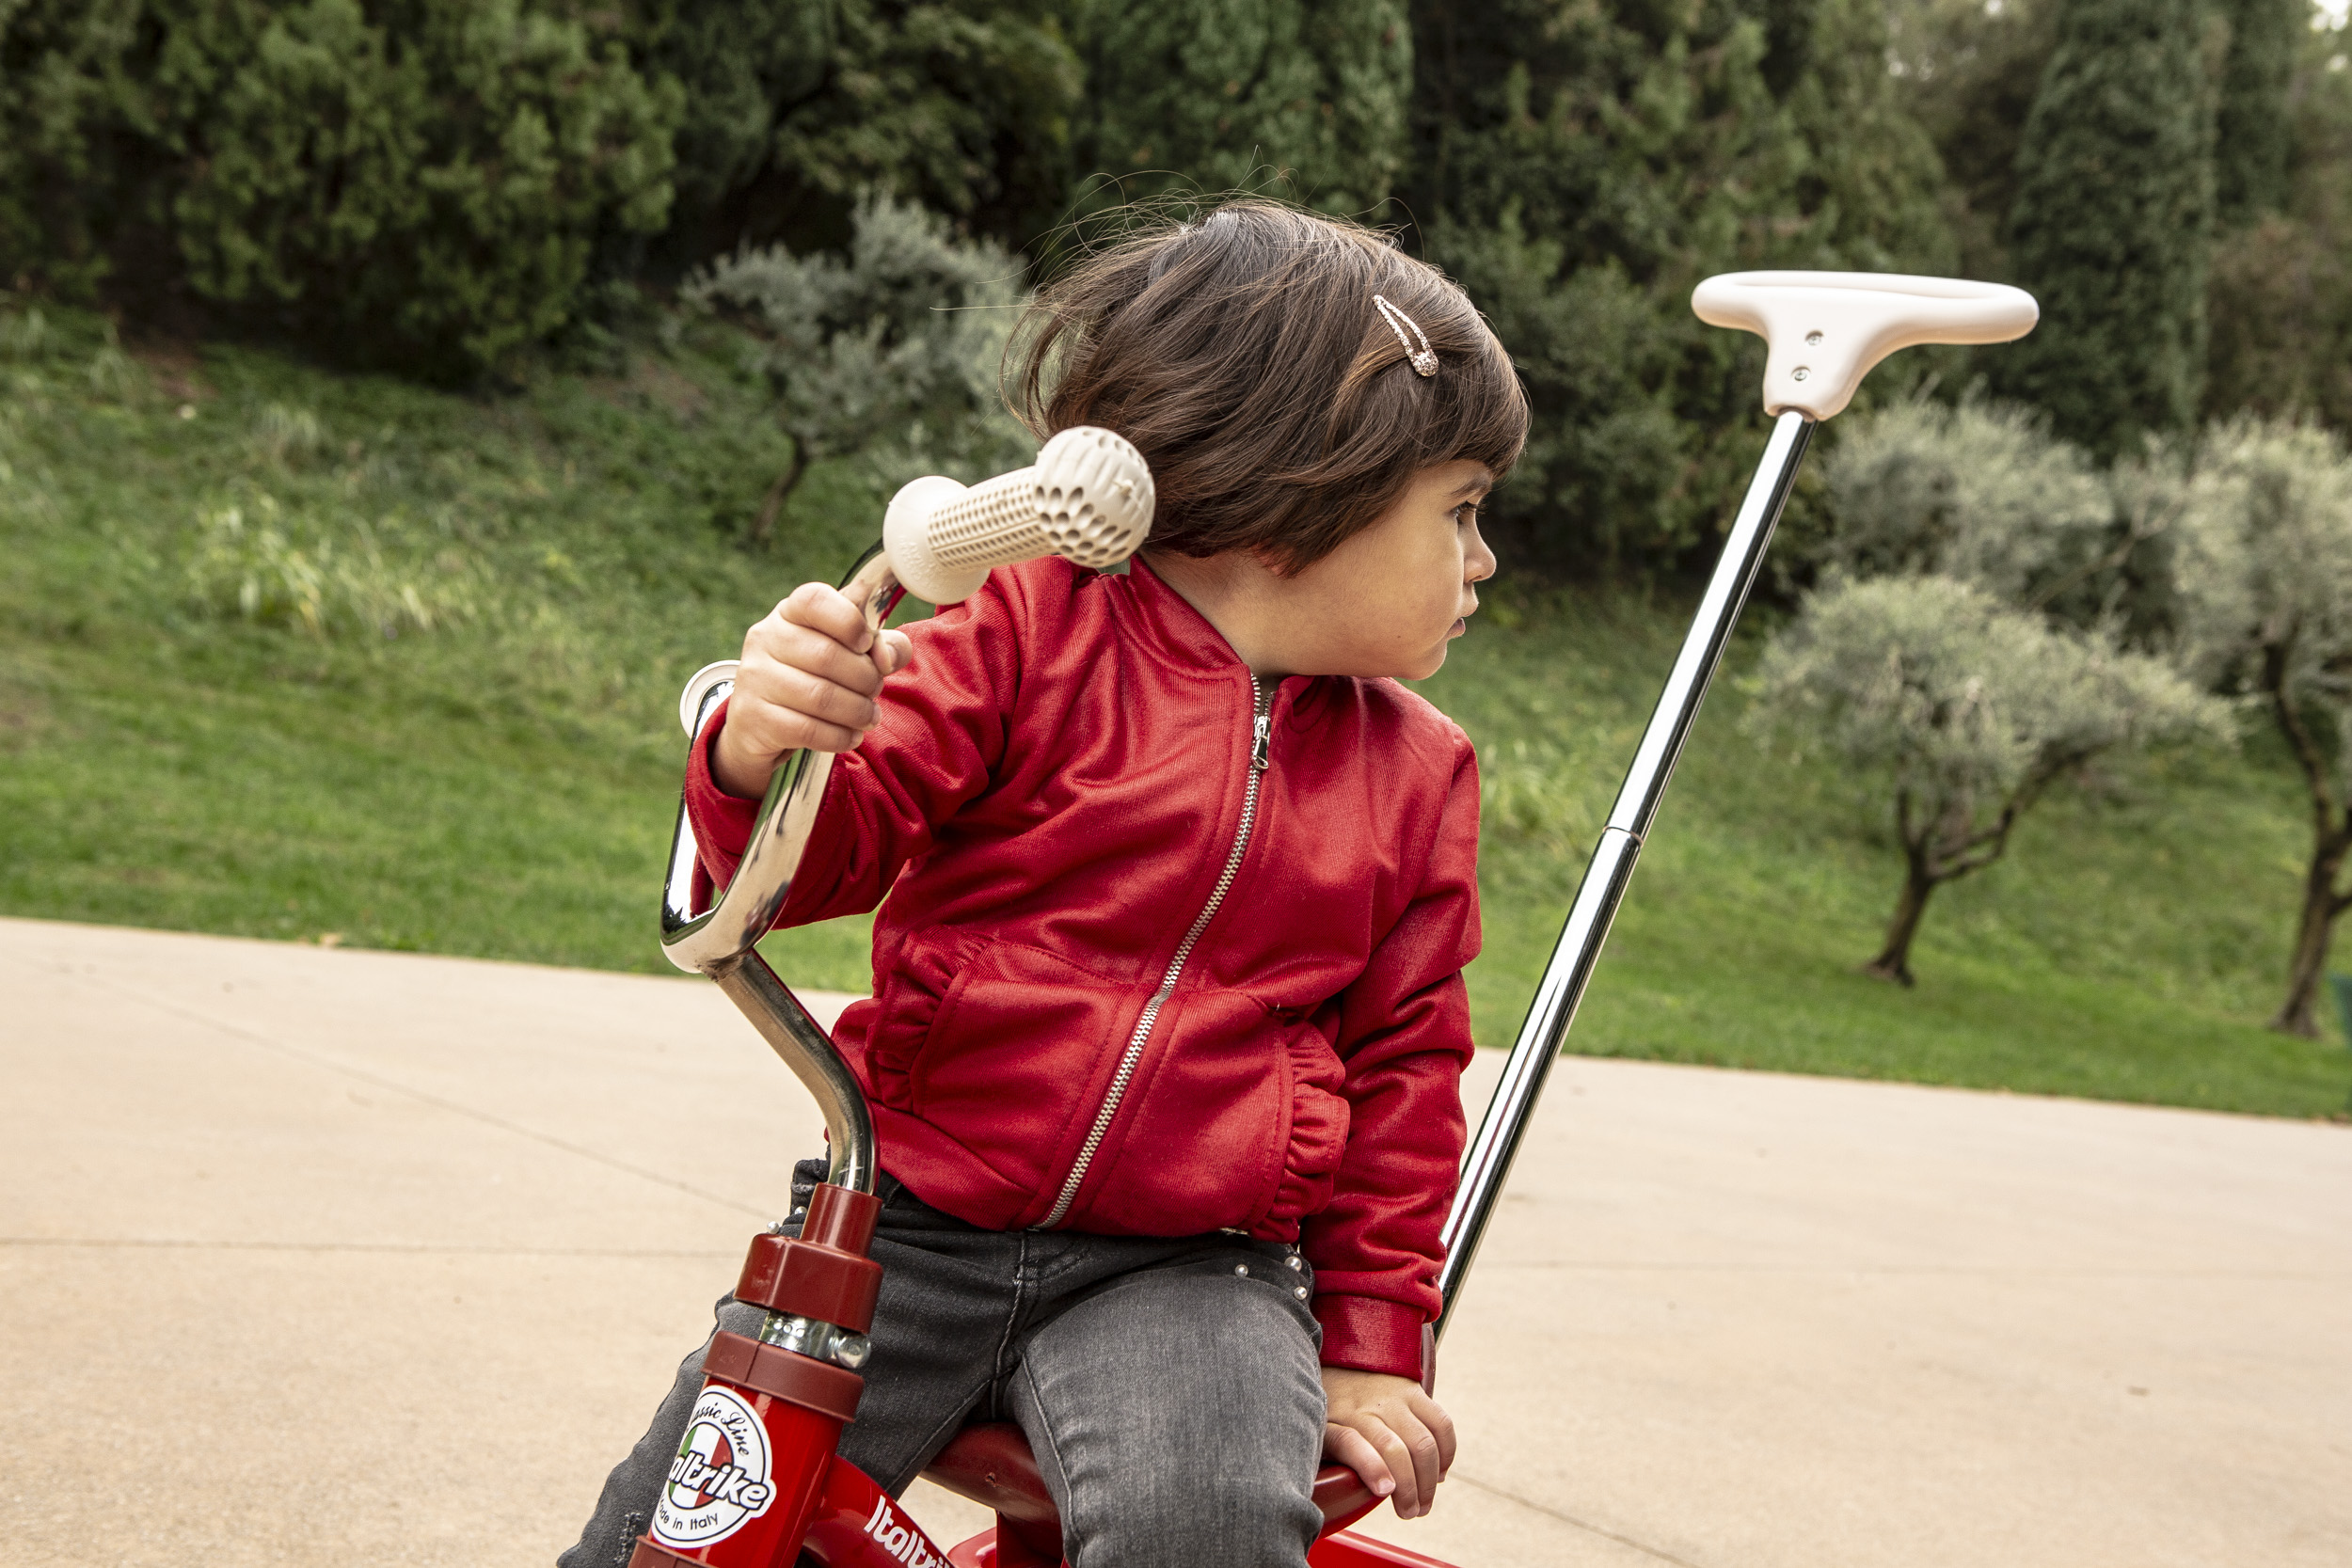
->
[630,271,2036,1568]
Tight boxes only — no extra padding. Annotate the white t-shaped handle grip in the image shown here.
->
[882,425,1155,604]
[1692,271,2039,421]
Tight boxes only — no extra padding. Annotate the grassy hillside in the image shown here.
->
[3,307,2344,1118]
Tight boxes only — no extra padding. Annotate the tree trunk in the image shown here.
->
[1864,863,1938,988]
[2270,832,2350,1037]
[748,445,808,547]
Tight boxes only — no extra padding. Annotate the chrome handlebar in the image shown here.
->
[660,544,904,1196]
[659,429,1153,1207]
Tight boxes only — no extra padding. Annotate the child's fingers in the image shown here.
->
[745,617,890,703]
[743,659,882,737]
[713,686,866,779]
[1329,1413,1439,1518]
[1321,1423,1395,1502]
[711,594,910,796]
[775,581,876,654]
[1406,1388,1457,1476]
[709,706,863,795]
[1381,1409,1442,1518]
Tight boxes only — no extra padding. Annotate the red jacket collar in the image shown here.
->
[1108,554,1331,723]
[1105,554,1245,673]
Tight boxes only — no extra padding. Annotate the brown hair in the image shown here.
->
[1008,200,1529,574]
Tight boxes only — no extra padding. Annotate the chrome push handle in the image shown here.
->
[1691,270,2038,421]
[1437,272,2039,1331]
[659,430,1154,1196]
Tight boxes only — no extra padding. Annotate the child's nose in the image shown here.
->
[1463,523,1497,584]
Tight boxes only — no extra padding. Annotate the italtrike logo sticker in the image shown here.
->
[863,1495,946,1567]
[652,1385,777,1547]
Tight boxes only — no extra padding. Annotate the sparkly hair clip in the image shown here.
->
[1373,293,1438,378]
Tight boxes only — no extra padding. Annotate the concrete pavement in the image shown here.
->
[1,916,2345,1567]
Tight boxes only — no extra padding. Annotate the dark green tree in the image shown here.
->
[1408,0,1952,574]
[2213,0,2301,225]
[618,0,834,263]
[0,0,141,302]
[2204,9,2352,430]
[1885,0,2062,281]
[0,0,683,376]
[1,0,1088,366]
[1058,0,1411,218]
[1985,0,2217,460]
[621,0,1083,266]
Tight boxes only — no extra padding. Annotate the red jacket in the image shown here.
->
[686,556,1481,1378]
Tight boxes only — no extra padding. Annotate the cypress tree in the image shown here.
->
[2213,0,2301,225]
[1405,0,1952,574]
[1987,0,2217,460]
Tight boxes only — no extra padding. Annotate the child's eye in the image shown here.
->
[1452,502,1481,528]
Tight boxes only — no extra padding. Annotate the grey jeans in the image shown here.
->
[560,1162,1327,1568]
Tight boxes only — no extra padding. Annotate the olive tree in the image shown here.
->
[1749,576,2228,985]
[2173,417,2352,1036]
[683,193,1025,546]
[1820,395,2178,630]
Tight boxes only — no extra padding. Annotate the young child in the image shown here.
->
[563,199,1527,1568]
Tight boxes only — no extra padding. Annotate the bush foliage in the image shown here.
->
[0,0,681,376]
[1408,0,1956,573]
[684,195,1028,545]
[629,0,1085,268]
[1064,0,1411,218]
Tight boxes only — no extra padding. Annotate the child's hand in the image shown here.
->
[712,582,915,799]
[1320,1367,1455,1520]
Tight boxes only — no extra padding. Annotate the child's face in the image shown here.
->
[1263,460,1497,681]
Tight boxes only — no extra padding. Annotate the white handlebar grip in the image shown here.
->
[1692,271,2039,421]
[882,426,1156,604]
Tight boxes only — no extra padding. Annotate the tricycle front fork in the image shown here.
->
[627,1182,914,1568]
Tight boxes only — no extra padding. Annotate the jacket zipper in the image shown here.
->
[1036,675,1274,1229]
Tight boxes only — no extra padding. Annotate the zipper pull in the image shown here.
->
[1251,687,1273,772]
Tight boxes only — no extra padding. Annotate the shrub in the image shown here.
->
[0,0,681,377]
[1822,397,2113,609]
[684,194,1026,548]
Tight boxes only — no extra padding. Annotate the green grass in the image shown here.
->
[3,306,2345,1118]
[1425,593,2346,1117]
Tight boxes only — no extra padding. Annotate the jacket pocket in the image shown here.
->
[906,938,1132,1196]
[863,927,992,1107]
[1071,990,1352,1237]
